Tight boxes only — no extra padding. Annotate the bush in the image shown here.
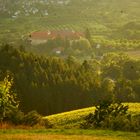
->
[23,111,42,126]
[5,109,24,125]
[130,115,140,132]
[104,114,140,132]
[43,119,53,128]
[5,109,53,128]
[82,101,140,131]
[91,101,128,128]
[102,114,131,131]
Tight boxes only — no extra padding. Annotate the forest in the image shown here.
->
[0,44,140,115]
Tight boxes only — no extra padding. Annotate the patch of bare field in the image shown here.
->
[126,51,140,58]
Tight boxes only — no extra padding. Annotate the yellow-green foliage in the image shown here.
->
[124,103,140,115]
[44,107,95,128]
[0,75,18,121]
[44,103,140,128]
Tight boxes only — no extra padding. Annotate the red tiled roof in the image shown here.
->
[30,30,85,40]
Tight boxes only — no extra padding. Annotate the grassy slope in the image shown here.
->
[0,129,140,140]
[44,103,140,128]
[0,103,140,139]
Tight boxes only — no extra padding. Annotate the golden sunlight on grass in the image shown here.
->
[0,134,130,140]
[44,103,140,128]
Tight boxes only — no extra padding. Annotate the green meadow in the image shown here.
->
[0,129,140,140]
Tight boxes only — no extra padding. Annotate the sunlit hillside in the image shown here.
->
[44,103,140,128]
[0,0,140,136]
[0,0,139,44]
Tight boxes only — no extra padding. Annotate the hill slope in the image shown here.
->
[0,0,140,44]
[44,103,140,128]
[0,0,139,21]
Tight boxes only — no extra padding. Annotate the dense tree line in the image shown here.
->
[0,45,140,115]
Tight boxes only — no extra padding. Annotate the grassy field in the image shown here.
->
[0,103,140,139]
[0,129,140,140]
[44,103,140,128]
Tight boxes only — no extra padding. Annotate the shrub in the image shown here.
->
[5,109,24,125]
[43,119,53,128]
[81,101,140,131]
[130,114,140,132]
[102,114,131,131]
[23,111,42,126]
[90,101,128,128]
[5,109,53,128]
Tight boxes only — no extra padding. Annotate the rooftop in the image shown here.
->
[30,30,85,40]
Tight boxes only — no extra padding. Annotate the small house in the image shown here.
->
[29,30,85,45]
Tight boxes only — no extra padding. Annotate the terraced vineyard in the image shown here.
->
[0,0,139,45]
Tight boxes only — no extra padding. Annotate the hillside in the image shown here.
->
[0,0,139,44]
[0,45,140,115]
[0,0,50,17]
[44,103,140,128]
[0,0,139,21]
